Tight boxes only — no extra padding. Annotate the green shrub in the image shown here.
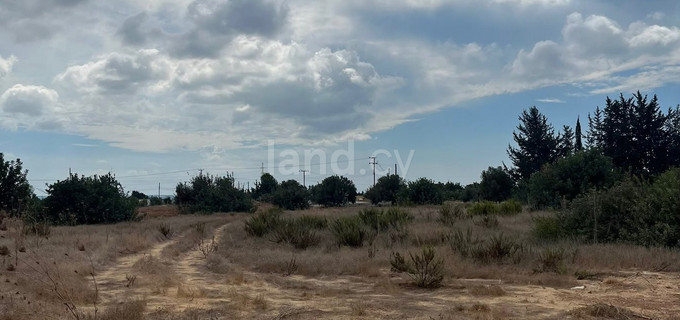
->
[468,201,499,216]
[358,208,388,232]
[383,207,413,231]
[175,172,253,214]
[331,215,366,247]
[390,246,444,288]
[445,228,480,258]
[472,234,524,264]
[498,200,523,215]
[295,215,328,230]
[272,180,310,210]
[533,215,563,240]
[271,219,319,249]
[244,208,283,237]
[438,202,467,225]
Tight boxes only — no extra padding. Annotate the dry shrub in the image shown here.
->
[97,300,146,320]
[469,284,506,296]
[569,303,649,319]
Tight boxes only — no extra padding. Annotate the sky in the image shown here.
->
[1,0,680,196]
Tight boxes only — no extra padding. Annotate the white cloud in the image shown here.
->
[537,98,566,103]
[1,84,58,116]
[0,55,18,78]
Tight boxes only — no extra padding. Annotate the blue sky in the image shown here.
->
[1,0,680,196]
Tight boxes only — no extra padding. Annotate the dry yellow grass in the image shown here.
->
[3,204,680,319]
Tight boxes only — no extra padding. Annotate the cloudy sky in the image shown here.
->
[1,0,680,195]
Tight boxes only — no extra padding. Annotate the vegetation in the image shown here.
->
[479,166,514,202]
[407,177,443,205]
[507,106,561,181]
[330,215,366,247]
[272,180,309,210]
[253,173,278,201]
[40,173,137,225]
[364,174,406,205]
[0,153,32,217]
[390,246,444,288]
[175,172,252,213]
[310,175,357,207]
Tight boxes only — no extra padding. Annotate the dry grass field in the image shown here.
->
[2,204,680,319]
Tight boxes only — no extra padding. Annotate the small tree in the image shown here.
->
[312,175,357,207]
[42,173,137,225]
[365,174,406,205]
[272,180,310,210]
[0,153,32,217]
[253,173,278,201]
[479,166,514,202]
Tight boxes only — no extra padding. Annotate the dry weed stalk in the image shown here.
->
[198,236,218,258]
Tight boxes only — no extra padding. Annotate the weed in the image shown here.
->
[271,219,319,249]
[125,274,137,288]
[469,284,506,296]
[198,236,218,257]
[446,228,480,258]
[283,255,298,276]
[0,245,9,256]
[438,202,467,225]
[474,215,499,228]
[192,222,206,237]
[536,247,566,274]
[295,215,328,230]
[390,246,444,288]
[157,223,174,239]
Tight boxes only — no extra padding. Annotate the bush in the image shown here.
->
[468,201,499,216]
[272,180,310,210]
[0,153,32,217]
[472,234,524,264]
[331,215,366,247]
[295,215,328,230]
[244,208,283,237]
[498,200,523,215]
[438,202,467,225]
[533,215,563,240]
[474,215,499,228]
[536,247,566,274]
[253,173,278,201]
[358,207,412,233]
[42,173,138,225]
[390,246,444,288]
[527,150,618,209]
[446,228,480,258]
[271,219,319,249]
[175,172,253,213]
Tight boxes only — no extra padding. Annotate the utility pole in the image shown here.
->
[299,170,308,188]
[261,162,264,175]
[369,156,377,187]
[395,163,398,176]
[158,183,161,198]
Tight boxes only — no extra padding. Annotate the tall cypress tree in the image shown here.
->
[507,106,559,181]
[630,92,666,175]
[575,116,583,151]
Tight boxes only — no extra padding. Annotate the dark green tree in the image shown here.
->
[479,166,514,202]
[272,180,310,210]
[253,173,278,201]
[175,172,253,213]
[558,125,574,157]
[312,175,357,207]
[575,116,583,152]
[130,190,148,200]
[0,153,32,217]
[527,149,618,209]
[507,106,560,181]
[365,174,406,205]
[42,173,137,225]
[407,178,443,205]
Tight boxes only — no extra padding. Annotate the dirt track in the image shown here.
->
[92,218,680,319]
